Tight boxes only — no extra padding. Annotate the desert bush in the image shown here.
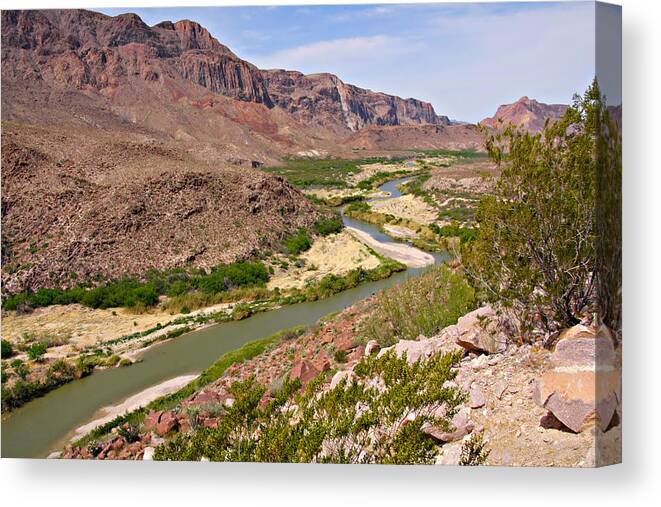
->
[463,81,619,332]
[459,433,490,466]
[284,230,312,255]
[1,339,14,359]
[154,349,464,464]
[314,215,344,236]
[362,265,475,346]
[26,342,47,361]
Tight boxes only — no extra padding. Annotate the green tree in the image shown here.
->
[465,81,620,333]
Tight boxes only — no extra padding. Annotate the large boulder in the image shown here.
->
[377,332,461,365]
[455,305,508,354]
[533,324,620,433]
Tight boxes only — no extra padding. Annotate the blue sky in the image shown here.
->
[96,2,596,122]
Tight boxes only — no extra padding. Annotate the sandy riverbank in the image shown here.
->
[346,227,435,268]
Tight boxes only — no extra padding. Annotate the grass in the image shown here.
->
[262,156,406,188]
[361,264,476,347]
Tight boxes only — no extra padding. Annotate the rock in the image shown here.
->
[365,340,380,356]
[533,324,620,433]
[142,447,155,460]
[469,387,486,409]
[428,325,464,354]
[422,408,474,443]
[494,380,508,399]
[470,355,489,370]
[330,369,356,390]
[455,305,508,354]
[290,359,320,388]
[377,336,452,364]
[143,410,164,431]
[313,349,332,372]
[435,441,463,466]
[155,411,178,436]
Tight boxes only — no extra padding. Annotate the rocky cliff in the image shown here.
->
[2,9,445,135]
[263,69,448,134]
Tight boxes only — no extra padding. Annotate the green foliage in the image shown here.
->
[2,357,79,410]
[430,223,478,244]
[26,342,47,361]
[313,215,344,236]
[262,156,406,188]
[117,423,141,443]
[363,265,476,346]
[345,201,371,214]
[356,170,411,190]
[459,433,490,466]
[1,339,14,359]
[283,230,312,255]
[464,82,616,331]
[333,349,348,363]
[154,349,464,464]
[2,261,270,312]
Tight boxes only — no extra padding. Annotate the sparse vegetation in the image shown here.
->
[362,265,476,347]
[263,156,406,188]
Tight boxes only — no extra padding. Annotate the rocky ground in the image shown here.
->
[60,301,621,467]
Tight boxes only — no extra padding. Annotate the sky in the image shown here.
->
[96,2,597,123]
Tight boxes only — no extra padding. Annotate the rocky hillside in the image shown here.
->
[1,123,321,294]
[480,96,567,133]
[60,302,621,466]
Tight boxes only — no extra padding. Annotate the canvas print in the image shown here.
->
[0,2,621,466]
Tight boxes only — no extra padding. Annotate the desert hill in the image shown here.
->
[480,96,567,133]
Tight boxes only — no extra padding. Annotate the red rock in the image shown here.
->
[155,411,179,436]
[313,349,332,372]
[143,410,164,431]
[290,359,320,387]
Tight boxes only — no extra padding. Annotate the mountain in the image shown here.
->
[480,96,567,133]
[0,9,481,293]
[1,9,450,159]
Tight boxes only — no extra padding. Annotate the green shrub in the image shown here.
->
[26,342,47,361]
[154,349,464,464]
[459,433,490,466]
[284,230,312,255]
[464,82,620,332]
[1,340,14,359]
[314,215,344,236]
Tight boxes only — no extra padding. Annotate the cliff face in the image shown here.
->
[480,96,567,133]
[263,69,447,133]
[1,10,273,106]
[2,9,446,134]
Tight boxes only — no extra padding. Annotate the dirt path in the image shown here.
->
[346,226,435,268]
[71,374,198,441]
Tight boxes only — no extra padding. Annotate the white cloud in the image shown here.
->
[252,35,419,75]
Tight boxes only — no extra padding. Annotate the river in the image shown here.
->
[1,177,443,458]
